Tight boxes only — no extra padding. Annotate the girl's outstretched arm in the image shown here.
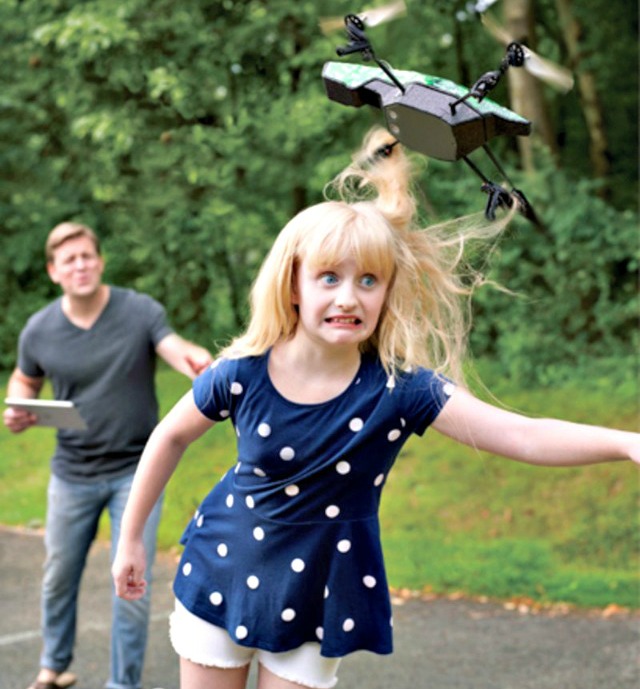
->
[432,387,639,467]
[112,390,215,600]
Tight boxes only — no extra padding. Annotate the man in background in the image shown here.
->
[3,222,213,689]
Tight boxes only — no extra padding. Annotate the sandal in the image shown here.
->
[27,672,77,689]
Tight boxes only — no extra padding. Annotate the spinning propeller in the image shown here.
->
[481,13,574,93]
[319,1,407,36]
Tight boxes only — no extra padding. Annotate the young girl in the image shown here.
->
[113,128,639,689]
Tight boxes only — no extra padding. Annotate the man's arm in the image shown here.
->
[155,333,213,380]
[3,367,45,433]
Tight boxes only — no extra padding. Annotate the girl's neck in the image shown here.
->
[269,338,361,404]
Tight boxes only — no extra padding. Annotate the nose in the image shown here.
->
[73,256,91,270]
[334,281,357,310]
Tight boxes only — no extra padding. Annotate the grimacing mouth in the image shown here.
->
[325,316,362,325]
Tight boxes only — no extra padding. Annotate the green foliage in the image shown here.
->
[0,1,637,387]
[1,367,637,608]
[468,150,639,384]
[382,536,638,608]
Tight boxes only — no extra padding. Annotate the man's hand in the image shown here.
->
[185,344,214,376]
[3,405,38,433]
[156,334,213,380]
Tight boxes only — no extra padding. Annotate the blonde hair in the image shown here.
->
[222,127,512,383]
[46,222,100,262]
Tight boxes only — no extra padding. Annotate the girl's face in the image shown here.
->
[292,256,388,350]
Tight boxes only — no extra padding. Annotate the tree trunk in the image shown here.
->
[503,0,558,172]
[554,0,611,191]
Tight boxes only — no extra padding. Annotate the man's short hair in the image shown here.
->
[45,222,101,262]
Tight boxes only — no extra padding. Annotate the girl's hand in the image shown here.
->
[112,539,148,600]
[629,441,640,466]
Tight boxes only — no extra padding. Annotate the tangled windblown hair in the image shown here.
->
[221,127,512,383]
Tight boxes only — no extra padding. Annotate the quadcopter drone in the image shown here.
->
[322,12,550,224]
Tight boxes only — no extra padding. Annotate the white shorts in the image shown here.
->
[169,599,341,689]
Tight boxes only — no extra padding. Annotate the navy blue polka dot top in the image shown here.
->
[173,352,453,658]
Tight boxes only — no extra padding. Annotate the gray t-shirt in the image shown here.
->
[17,286,173,482]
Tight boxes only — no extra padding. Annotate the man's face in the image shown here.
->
[47,235,104,299]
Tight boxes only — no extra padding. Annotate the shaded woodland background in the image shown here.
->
[1,0,637,385]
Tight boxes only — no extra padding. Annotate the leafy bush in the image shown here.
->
[420,151,639,386]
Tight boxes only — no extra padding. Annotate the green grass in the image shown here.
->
[1,365,638,609]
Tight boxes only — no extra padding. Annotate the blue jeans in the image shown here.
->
[41,472,163,689]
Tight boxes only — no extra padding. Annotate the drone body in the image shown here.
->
[321,11,550,225]
[322,61,531,162]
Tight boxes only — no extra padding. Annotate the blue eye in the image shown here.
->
[321,273,339,285]
[360,274,377,288]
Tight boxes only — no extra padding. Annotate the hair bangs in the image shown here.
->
[298,201,397,283]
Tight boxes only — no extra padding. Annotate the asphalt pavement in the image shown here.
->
[1,526,638,689]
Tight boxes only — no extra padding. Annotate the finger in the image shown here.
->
[114,569,147,598]
[125,571,148,599]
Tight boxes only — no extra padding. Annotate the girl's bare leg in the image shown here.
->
[256,663,311,689]
[180,656,251,689]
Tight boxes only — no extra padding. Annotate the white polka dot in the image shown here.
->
[209,591,223,606]
[235,625,248,640]
[343,618,355,632]
[246,495,255,509]
[374,473,385,487]
[443,382,455,397]
[281,608,296,622]
[226,494,234,508]
[258,423,271,437]
[254,467,266,478]
[349,417,364,432]
[387,429,401,442]
[400,418,406,427]
[247,575,260,589]
[285,484,300,497]
[363,575,377,588]
[325,505,340,519]
[386,375,396,389]
[291,558,305,573]
[279,446,295,461]
[230,382,243,395]
[337,539,351,553]
[316,627,324,640]
[217,543,228,557]
[220,409,230,418]
[324,586,330,599]
[336,461,351,475]
[182,562,192,576]
[196,514,204,528]
[253,526,265,541]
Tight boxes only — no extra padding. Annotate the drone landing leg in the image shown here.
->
[481,145,544,227]
[461,155,490,185]
[461,156,505,220]
[482,145,515,188]
[462,150,543,227]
